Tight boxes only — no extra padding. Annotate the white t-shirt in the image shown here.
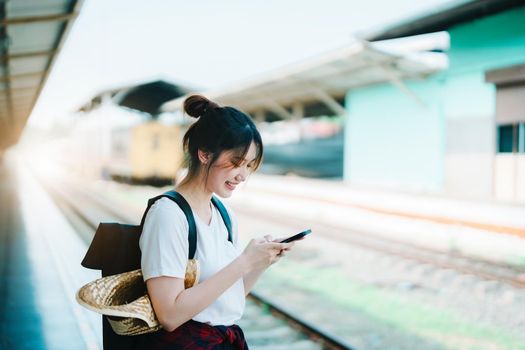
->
[139,197,246,326]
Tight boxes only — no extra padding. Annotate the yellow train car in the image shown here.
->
[108,121,184,186]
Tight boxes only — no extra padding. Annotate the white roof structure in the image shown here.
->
[162,36,447,119]
[1,0,83,151]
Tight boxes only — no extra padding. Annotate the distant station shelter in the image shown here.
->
[74,80,193,184]
[163,0,525,205]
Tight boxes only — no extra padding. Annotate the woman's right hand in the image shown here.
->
[241,238,290,271]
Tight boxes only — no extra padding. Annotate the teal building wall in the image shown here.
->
[447,6,525,76]
[442,5,525,132]
[344,79,445,192]
[344,6,525,197]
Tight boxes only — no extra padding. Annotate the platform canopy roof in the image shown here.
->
[362,0,523,41]
[0,0,83,152]
[161,38,447,120]
[78,80,195,117]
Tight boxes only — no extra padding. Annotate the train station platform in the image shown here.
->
[0,160,102,350]
[2,153,525,349]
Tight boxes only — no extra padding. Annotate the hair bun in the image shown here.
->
[183,95,219,118]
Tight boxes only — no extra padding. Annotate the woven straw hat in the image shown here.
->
[76,259,200,336]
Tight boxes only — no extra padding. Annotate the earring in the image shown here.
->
[198,150,209,164]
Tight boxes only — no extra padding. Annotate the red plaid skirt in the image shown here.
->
[139,320,249,350]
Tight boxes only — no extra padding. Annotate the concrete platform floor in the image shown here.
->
[0,161,101,350]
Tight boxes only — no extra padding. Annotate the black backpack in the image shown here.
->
[81,190,233,350]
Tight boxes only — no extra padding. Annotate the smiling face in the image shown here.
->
[204,142,258,198]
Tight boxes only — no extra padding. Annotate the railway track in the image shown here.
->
[37,171,525,347]
[39,176,355,350]
[231,203,525,290]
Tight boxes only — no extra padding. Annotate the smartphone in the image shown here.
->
[280,229,312,243]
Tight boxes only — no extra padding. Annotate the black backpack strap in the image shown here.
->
[139,191,198,260]
[139,191,232,258]
[211,196,233,243]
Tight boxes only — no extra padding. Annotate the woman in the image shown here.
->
[139,95,294,349]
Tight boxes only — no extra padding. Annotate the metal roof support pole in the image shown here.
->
[380,64,426,108]
[292,102,304,120]
[265,100,294,120]
[312,89,346,116]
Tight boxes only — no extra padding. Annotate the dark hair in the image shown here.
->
[180,94,263,185]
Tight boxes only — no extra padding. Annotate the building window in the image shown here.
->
[498,123,525,153]
[498,124,514,153]
[486,63,525,154]
[520,123,525,153]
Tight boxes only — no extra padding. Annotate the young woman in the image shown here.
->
[139,95,294,349]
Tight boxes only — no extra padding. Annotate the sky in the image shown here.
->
[29,0,453,127]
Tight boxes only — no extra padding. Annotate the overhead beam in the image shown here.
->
[1,49,56,62]
[0,71,45,82]
[0,13,77,26]
[1,102,34,108]
[0,85,38,92]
